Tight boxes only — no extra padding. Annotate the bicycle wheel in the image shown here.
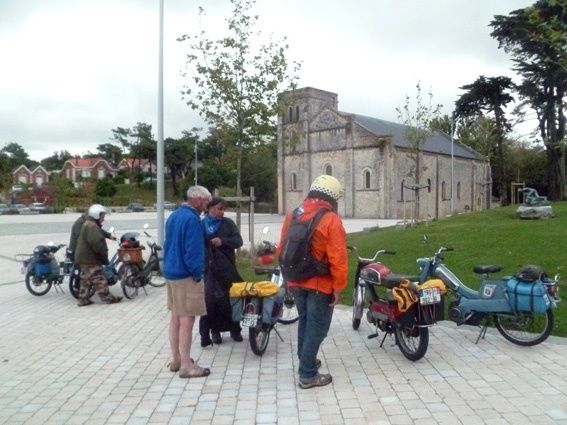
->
[120,264,141,299]
[352,282,365,330]
[249,324,271,356]
[25,272,52,296]
[395,323,429,361]
[495,310,554,346]
[278,287,299,324]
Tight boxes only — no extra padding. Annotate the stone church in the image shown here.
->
[277,87,491,219]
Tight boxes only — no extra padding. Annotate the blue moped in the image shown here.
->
[417,246,560,346]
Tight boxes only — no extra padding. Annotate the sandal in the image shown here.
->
[167,357,193,373]
[179,364,211,379]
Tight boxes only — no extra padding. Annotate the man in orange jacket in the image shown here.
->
[278,175,348,389]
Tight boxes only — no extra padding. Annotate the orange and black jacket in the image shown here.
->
[277,198,348,295]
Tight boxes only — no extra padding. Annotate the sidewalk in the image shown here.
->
[1,280,567,425]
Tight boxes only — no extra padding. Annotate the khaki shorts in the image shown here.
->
[167,277,206,316]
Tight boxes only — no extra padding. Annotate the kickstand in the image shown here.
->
[272,326,285,342]
[379,332,388,348]
[475,325,488,344]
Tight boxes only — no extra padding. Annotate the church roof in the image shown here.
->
[351,114,483,160]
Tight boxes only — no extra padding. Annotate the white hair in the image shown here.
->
[186,185,212,201]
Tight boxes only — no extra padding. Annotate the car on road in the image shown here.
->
[13,204,31,214]
[127,202,145,212]
[164,201,177,211]
[29,202,47,212]
[0,203,8,214]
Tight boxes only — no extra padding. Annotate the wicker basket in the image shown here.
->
[118,248,143,264]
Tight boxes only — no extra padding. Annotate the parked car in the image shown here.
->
[0,203,8,214]
[29,202,47,212]
[164,201,177,211]
[126,202,145,212]
[14,204,31,214]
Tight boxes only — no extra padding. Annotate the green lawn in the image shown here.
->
[240,202,567,337]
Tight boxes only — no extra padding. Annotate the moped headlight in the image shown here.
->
[123,253,131,262]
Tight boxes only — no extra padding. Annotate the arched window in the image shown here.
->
[363,169,371,189]
[401,179,405,201]
[442,181,446,200]
[457,182,461,199]
[288,107,293,123]
[291,173,297,190]
[325,164,333,176]
[295,105,300,121]
[427,178,431,193]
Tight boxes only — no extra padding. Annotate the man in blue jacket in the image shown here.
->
[164,185,212,378]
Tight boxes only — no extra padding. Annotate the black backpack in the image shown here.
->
[279,208,330,282]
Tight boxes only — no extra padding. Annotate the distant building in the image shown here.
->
[61,157,117,182]
[118,158,155,175]
[12,165,50,187]
[277,87,491,219]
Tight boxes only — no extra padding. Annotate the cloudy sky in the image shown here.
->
[0,0,534,161]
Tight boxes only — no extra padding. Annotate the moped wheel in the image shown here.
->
[249,325,271,356]
[69,269,96,299]
[25,272,52,296]
[495,310,554,346]
[395,324,429,361]
[120,264,141,299]
[278,288,298,324]
[352,283,365,330]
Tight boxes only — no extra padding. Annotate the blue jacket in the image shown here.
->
[163,204,205,281]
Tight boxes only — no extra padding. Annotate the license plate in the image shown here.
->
[419,287,441,305]
[241,313,258,328]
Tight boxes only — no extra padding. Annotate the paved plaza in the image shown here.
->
[2,213,567,424]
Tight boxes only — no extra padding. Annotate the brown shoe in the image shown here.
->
[103,296,122,304]
[77,299,94,307]
[298,373,332,389]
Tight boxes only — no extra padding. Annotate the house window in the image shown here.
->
[457,182,461,200]
[82,170,91,178]
[98,167,105,179]
[18,174,27,184]
[363,169,371,189]
[324,164,333,176]
[291,173,297,190]
[66,168,71,179]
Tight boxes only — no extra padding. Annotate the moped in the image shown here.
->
[17,242,68,296]
[118,224,165,299]
[350,245,444,361]
[417,246,560,346]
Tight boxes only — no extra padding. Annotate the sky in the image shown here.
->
[0,0,535,162]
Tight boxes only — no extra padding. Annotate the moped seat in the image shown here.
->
[473,264,502,275]
[382,274,420,289]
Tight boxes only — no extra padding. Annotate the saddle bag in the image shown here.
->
[506,278,551,313]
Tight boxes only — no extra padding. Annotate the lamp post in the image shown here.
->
[194,140,198,185]
[156,0,165,248]
[450,112,455,215]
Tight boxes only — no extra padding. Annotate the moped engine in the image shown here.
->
[448,305,465,324]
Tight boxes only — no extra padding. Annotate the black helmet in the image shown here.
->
[516,265,544,282]
[120,232,140,248]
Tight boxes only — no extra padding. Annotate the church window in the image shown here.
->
[442,181,446,200]
[295,106,300,121]
[288,107,293,123]
[363,169,371,189]
[291,173,297,190]
[457,181,461,200]
[427,178,431,193]
[400,179,405,201]
[324,164,333,176]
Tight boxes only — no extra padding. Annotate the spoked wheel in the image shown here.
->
[69,270,95,299]
[147,270,166,287]
[120,264,141,299]
[395,324,429,361]
[278,289,299,324]
[495,310,554,346]
[249,324,271,356]
[352,283,365,330]
[25,272,52,296]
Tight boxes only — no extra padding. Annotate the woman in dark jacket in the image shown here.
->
[199,197,244,347]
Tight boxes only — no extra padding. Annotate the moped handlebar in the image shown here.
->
[347,245,395,262]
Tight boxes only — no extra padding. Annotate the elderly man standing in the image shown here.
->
[164,185,212,379]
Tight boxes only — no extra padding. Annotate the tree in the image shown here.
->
[165,132,196,196]
[396,83,442,219]
[454,75,515,204]
[1,142,35,168]
[178,0,301,228]
[490,1,567,200]
[41,150,72,171]
[97,143,123,166]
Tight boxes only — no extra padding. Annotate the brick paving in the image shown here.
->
[1,280,567,424]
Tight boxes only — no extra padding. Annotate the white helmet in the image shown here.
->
[309,175,344,201]
[88,204,107,220]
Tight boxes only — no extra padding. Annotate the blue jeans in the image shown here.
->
[292,287,334,380]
